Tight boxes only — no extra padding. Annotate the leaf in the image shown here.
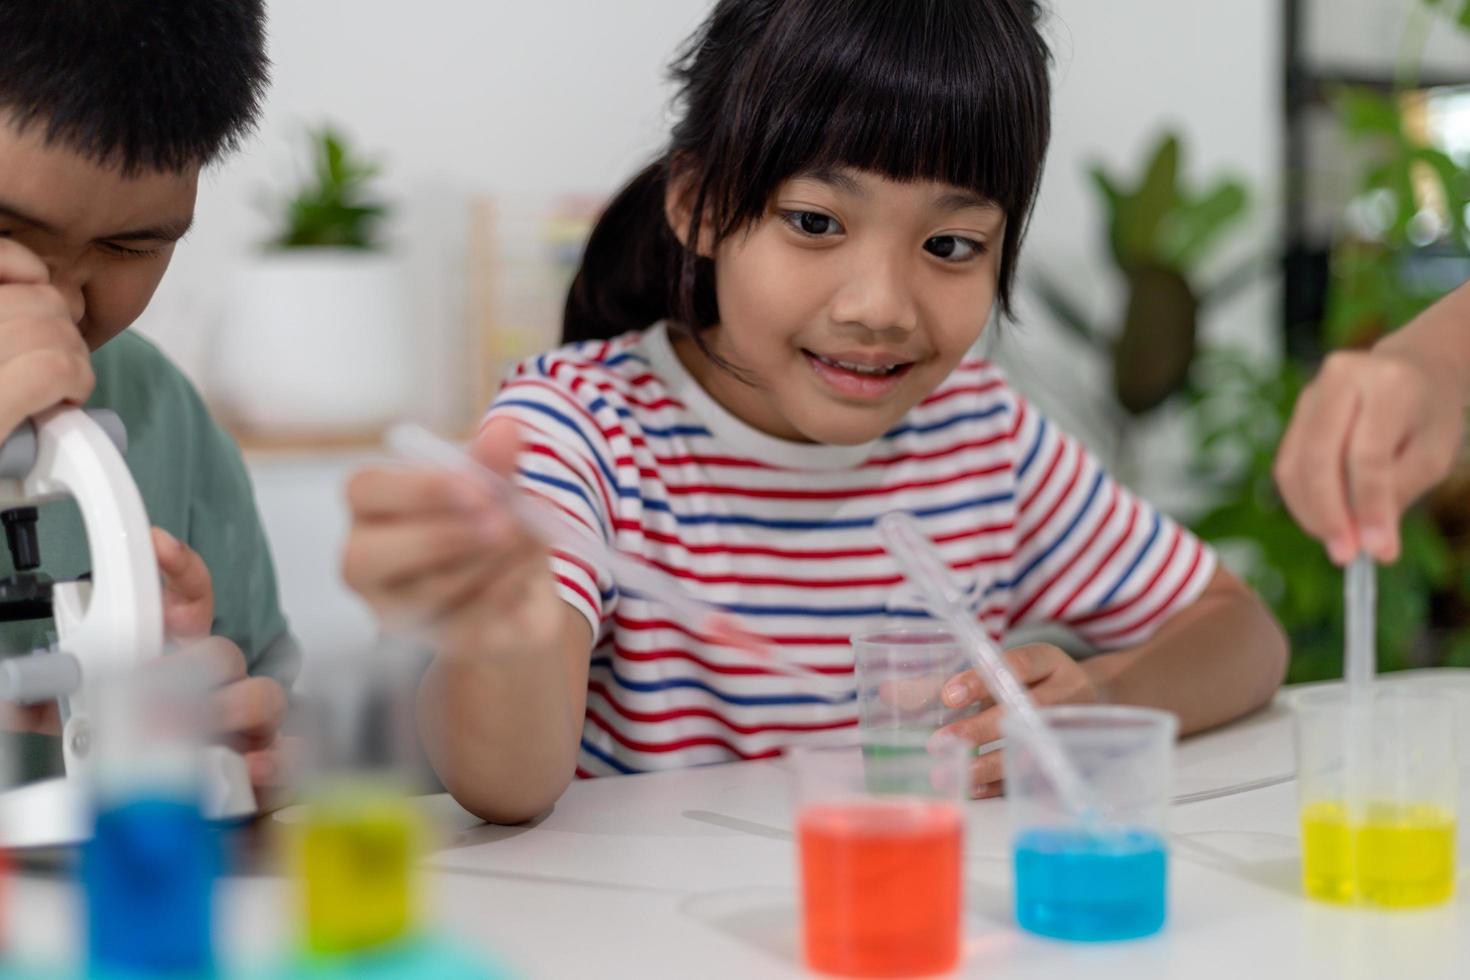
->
[1161,180,1249,270]
[1090,166,1128,267]
[1117,135,1182,268]
[1335,87,1403,141]
[263,124,391,251]
[1113,264,1198,414]
[1411,147,1469,239]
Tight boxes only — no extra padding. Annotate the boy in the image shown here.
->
[0,0,293,787]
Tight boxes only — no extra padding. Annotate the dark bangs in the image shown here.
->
[674,0,1052,319]
[561,0,1053,344]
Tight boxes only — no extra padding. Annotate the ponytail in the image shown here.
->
[562,161,719,344]
[560,163,661,343]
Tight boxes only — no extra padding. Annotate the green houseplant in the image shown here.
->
[210,125,416,438]
[1183,0,1470,680]
[1032,133,1255,423]
[265,127,389,250]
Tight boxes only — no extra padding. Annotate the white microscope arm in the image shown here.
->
[0,407,254,845]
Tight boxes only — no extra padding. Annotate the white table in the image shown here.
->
[11,670,1470,979]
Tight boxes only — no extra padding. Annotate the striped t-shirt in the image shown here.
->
[488,323,1216,777]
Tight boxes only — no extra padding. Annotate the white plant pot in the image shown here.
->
[210,249,417,437]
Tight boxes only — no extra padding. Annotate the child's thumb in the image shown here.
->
[471,417,524,477]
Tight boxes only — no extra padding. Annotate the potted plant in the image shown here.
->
[1186,0,1470,680]
[210,126,416,439]
[1030,132,1259,487]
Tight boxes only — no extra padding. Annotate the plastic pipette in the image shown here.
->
[1345,554,1375,694]
[876,512,1100,819]
[384,424,845,692]
[1343,553,1376,819]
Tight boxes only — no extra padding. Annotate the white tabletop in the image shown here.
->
[10,670,1470,979]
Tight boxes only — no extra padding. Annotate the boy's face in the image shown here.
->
[0,115,198,351]
[673,168,1004,446]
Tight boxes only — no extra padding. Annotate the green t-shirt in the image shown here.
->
[1,332,298,772]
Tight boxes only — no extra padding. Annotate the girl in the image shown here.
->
[344,0,1287,824]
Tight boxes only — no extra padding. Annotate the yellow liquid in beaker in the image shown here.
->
[1357,802,1456,907]
[1300,800,1456,908]
[1301,801,1355,903]
[296,795,422,954]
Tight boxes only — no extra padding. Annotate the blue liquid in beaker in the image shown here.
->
[1013,826,1167,941]
[84,795,219,974]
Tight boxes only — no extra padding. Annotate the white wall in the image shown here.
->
[139,0,710,427]
[135,0,1283,655]
[139,0,1282,433]
[991,0,1282,508]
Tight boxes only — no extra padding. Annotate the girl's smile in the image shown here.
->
[802,348,916,400]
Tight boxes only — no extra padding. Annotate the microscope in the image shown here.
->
[0,407,256,847]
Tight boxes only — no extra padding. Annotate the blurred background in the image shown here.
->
[130,0,1470,682]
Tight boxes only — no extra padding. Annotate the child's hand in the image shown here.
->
[342,418,565,659]
[153,527,214,640]
[0,526,221,737]
[1274,348,1464,565]
[153,528,289,791]
[171,637,291,793]
[0,238,94,442]
[931,643,1101,799]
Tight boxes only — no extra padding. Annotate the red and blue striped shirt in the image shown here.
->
[487,323,1216,777]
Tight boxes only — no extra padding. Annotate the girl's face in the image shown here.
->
[672,167,1005,445]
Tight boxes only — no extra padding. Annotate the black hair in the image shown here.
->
[0,0,270,175]
[564,0,1052,345]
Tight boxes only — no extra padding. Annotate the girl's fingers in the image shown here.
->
[368,560,505,630]
[342,511,525,597]
[934,702,1005,751]
[970,779,1005,800]
[941,645,1059,709]
[346,467,493,521]
[471,416,524,476]
[969,751,1005,794]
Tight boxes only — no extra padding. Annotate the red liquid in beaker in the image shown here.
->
[799,800,963,977]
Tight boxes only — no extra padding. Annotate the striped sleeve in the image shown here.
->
[1005,394,1216,650]
[484,363,620,639]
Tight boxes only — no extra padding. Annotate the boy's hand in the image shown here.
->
[0,526,216,737]
[0,238,94,442]
[154,527,214,640]
[155,528,289,793]
[172,637,292,793]
[1274,348,1465,566]
[931,643,1101,799]
[343,418,565,660]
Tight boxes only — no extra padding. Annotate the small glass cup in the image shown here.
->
[1405,672,1470,866]
[1003,705,1175,942]
[1294,687,1457,907]
[789,730,970,977]
[851,628,976,740]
